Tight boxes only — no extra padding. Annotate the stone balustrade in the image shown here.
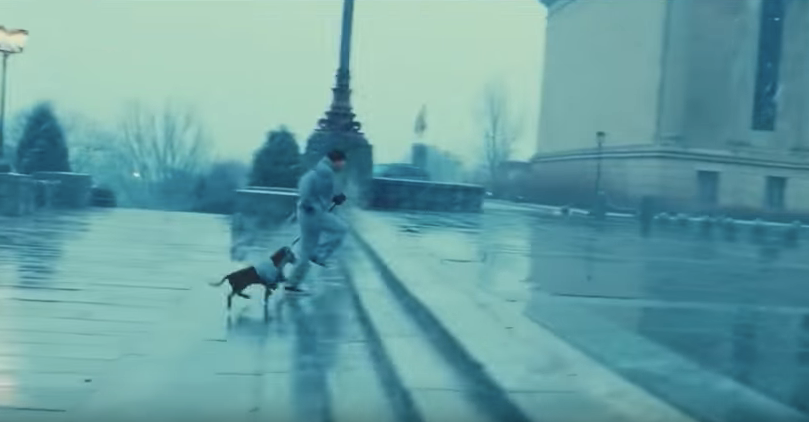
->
[369,177,484,212]
[233,179,485,221]
[35,180,60,209]
[1,172,94,217]
[0,173,37,216]
[32,172,93,209]
[234,187,298,225]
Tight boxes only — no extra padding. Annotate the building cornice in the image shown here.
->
[532,145,809,171]
[539,0,578,16]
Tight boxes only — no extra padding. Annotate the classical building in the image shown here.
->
[534,0,809,219]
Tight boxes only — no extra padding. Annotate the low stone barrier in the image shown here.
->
[234,179,485,220]
[0,173,37,216]
[32,172,92,208]
[35,179,60,209]
[234,187,298,225]
[369,177,484,212]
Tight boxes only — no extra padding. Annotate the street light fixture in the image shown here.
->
[0,26,29,172]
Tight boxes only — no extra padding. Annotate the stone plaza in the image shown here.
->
[1,203,807,422]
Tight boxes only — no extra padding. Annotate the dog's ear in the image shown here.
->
[270,246,292,267]
[270,248,284,267]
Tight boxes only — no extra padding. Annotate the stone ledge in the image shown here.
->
[0,173,36,216]
[32,172,93,208]
[369,177,484,212]
[533,145,809,171]
[234,187,298,225]
[349,211,698,422]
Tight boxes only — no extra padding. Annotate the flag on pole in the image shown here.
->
[414,105,427,138]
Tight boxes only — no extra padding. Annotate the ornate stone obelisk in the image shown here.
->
[303,0,373,205]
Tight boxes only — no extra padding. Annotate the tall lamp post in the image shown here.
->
[304,0,372,204]
[0,26,29,173]
[593,131,606,220]
[594,131,605,196]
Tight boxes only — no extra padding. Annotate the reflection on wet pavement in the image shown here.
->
[0,209,388,422]
[4,204,808,421]
[355,203,809,421]
[528,216,809,418]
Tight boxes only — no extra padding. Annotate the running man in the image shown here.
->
[285,149,349,294]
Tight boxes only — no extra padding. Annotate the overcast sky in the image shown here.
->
[2,0,546,165]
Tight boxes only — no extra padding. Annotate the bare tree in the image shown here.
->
[479,82,523,194]
[116,102,211,209]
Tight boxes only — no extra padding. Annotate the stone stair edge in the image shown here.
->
[347,219,703,422]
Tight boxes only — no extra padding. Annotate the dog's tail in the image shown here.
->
[209,276,228,287]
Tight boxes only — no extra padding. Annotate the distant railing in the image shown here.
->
[369,177,484,213]
[0,172,92,216]
[234,178,486,221]
[234,187,298,226]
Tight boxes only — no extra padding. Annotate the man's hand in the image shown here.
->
[332,193,347,205]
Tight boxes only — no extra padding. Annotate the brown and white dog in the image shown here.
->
[211,246,297,309]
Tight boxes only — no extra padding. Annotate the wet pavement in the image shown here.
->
[350,202,809,422]
[2,204,807,422]
[0,209,393,422]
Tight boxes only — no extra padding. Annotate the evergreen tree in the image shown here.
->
[193,160,248,214]
[249,127,301,188]
[15,103,71,174]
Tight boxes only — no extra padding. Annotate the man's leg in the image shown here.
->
[311,213,348,264]
[287,213,321,287]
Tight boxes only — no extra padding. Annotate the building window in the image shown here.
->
[697,171,720,207]
[751,0,786,131]
[765,176,787,210]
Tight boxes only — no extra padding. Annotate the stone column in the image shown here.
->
[412,143,428,170]
[778,0,809,152]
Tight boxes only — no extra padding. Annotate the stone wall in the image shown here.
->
[539,0,668,153]
[35,180,59,209]
[234,187,298,225]
[0,173,36,216]
[530,146,809,220]
[659,0,809,151]
[369,177,484,213]
[540,0,809,152]
[32,172,93,209]
[235,180,485,216]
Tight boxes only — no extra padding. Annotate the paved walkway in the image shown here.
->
[0,210,393,422]
[2,206,804,422]
[348,209,695,422]
[349,204,809,422]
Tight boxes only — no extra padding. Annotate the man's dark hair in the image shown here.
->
[327,149,347,162]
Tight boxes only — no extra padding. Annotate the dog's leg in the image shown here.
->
[227,291,235,309]
[264,282,279,304]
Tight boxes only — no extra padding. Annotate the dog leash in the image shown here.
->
[289,202,339,247]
